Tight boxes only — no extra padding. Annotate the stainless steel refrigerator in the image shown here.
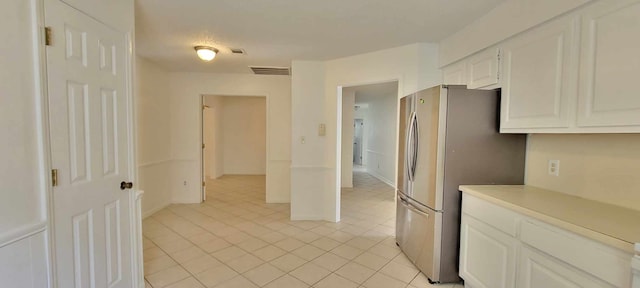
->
[396,85,526,284]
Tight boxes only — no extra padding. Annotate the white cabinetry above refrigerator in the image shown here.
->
[501,0,640,133]
[442,0,640,133]
[442,48,501,90]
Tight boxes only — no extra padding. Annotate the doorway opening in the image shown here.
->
[353,118,365,170]
[201,95,267,202]
[340,81,399,190]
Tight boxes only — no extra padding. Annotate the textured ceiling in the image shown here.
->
[135,0,506,73]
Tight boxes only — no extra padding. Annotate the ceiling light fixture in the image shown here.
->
[194,46,219,62]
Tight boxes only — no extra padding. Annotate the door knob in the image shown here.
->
[120,181,133,190]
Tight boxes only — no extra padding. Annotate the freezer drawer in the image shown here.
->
[396,192,437,279]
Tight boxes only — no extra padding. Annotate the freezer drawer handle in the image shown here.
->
[407,202,430,218]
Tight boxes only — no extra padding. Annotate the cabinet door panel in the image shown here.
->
[578,0,640,128]
[518,246,612,288]
[501,17,578,130]
[467,48,500,89]
[443,61,466,85]
[633,253,640,288]
[459,214,516,288]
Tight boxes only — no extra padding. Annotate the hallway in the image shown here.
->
[142,173,463,288]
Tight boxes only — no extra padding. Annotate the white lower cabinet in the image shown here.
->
[460,194,633,288]
[518,246,610,288]
[460,215,517,288]
[633,245,640,288]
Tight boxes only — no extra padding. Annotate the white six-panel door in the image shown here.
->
[46,0,133,286]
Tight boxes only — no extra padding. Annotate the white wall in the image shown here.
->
[290,61,328,220]
[340,89,355,188]
[0,0,49,286]
[361,93,397,187]
[136,56,172,217]
[290,43,441,221]
[222,96,267,175]
[168,73,291,203]
[204,96,224,179]
[439,0,592,66]
[526,134,640,211]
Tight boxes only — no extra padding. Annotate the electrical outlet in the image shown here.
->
[318,124,326,136]
[183,180,187,186]
[300,136,306,144]
[548,160,560,176]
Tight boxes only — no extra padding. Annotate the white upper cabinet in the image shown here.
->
[577,0,640,130]
[467,48,501,89]
[443,0,640,133]
[442,60,466,85]
[500,16,579,131]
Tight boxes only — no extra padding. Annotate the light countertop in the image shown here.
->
[459,185,640,254]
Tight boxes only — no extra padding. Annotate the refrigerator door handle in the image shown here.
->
[410,112,419,181]
[406,112,416,182]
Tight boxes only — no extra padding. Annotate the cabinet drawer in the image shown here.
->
[462,194,520,237]
[520,220,632,287]
[518,246,611,288]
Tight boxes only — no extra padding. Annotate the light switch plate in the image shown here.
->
[548,160,560,176]
[318,124,326,136]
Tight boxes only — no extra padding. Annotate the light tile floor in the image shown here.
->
[143,173,464,288]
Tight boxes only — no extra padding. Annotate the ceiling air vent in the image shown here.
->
[249,66,290,76]
[230,48,246,55]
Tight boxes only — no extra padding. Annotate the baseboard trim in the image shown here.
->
[142,202,171,219]
[290,214,325,221]
[366,169,395,188]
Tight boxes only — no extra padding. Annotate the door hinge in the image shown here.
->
[202,143,205,149]
[45,27,52,46]
[51,169,58,187]
[202,181,206,187]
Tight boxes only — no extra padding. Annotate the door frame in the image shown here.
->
[32,0,55,285]
[32,0,140,286]
[201,96,207,202]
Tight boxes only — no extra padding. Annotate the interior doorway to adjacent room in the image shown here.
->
[339,81,399,190]
[201,95,267,201]
[353,118,364,167]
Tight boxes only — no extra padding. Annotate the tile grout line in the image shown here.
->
[143,173,423,288]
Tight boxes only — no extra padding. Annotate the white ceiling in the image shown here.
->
[135,0,506,74]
